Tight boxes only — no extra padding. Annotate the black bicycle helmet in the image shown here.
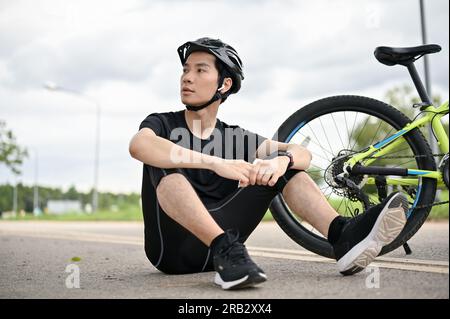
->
[177,37,244,111]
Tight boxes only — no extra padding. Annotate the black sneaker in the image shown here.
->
[333,192,408,276]
[211,229,267,290]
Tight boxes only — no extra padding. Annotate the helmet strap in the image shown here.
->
[185,74,226,112]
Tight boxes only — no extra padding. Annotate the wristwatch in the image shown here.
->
[278,151,294,169]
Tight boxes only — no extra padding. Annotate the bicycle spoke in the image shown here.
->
[344,111,350,149]
[368,193,380,205]
[391,158,417,168]
[319,117,335,156]
[308,174,323,180]
[307,173,323,179]
[351,115,371,150]
[397,179,420,186]
[331,113,345,149]
[309,224,317,234]
[307,169,323,173]
[377,147,411,157]
[379,126,396,144]
[307,123,333,161]
[310,164,326,172]
[347,112,359,150]
[374,177,420,187]
[346,201,354,217]
[323,187,333,195]
[320,185,332,193]
[324,189,334,201]
[313,153,332,163]
[297,131,335,160]
[336,197,345,214]
[308,151,332,163]
[367,147,411,165]
[369,119,384,146]
[307,170,323,175]
[347,200,357,217]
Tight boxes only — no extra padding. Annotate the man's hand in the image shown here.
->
[211,159,254,187]
[210,157,290,188]
[249,157,290,187]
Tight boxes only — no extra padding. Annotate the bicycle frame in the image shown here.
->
[344,100,449,188]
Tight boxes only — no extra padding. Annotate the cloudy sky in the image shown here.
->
[0,0,448,194]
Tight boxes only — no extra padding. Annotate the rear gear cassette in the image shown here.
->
[325,150,367,200]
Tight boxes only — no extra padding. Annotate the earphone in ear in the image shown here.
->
[218,84,225,92]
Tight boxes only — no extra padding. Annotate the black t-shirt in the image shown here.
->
[139,110,267,204]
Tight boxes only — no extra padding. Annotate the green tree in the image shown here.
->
[0,120,28,175]
[65,185,80,200]
[0,184,13,212]
[383,84,448,137]
[348,85,448,201]
[352,85,447,157]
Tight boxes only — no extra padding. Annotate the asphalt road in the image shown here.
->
[0,220,448,299]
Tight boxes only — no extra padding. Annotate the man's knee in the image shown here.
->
[288,170,307,181]
[156,171,187,195]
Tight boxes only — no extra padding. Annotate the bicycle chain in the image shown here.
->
[413,200,449,209]
[359,153,448,209]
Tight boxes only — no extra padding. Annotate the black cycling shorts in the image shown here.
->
[141,165,303,274]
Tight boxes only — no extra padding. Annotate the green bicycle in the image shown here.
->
[270,44,449,258]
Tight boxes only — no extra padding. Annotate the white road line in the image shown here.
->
[0,230,143,245]
[248,246,450,267]
[247,247,449,274]
[1,229,448,274]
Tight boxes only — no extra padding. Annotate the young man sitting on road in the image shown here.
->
[129,37,408,290]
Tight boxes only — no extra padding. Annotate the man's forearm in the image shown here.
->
[130,134,221,170]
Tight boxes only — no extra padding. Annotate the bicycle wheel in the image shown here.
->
[270,95,437,258]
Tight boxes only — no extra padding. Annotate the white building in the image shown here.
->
[47,200,82,215]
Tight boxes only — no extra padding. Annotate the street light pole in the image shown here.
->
[33,148,40,215]
[93,102,100,213]
[44,82,101,213]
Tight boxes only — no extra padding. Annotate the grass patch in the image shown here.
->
[428,190,449,220]
[428,205,449,220]
[3,192,447,222]
[4,205,143,221]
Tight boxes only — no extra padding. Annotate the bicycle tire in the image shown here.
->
[270,95,437,258]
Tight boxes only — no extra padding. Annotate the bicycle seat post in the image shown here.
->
[406,62,432,105]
